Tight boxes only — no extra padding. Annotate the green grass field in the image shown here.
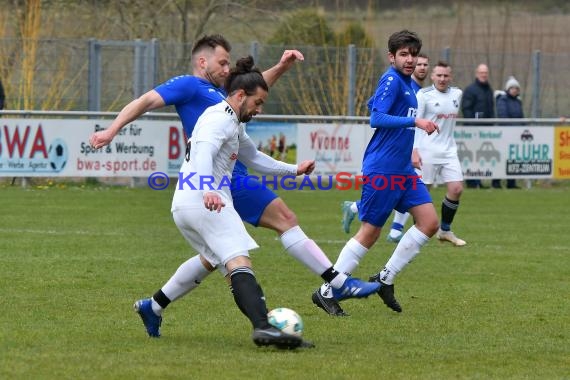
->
[1,181,568,380]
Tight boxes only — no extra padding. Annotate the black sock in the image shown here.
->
[441,197,459,230]
[228,283,248,317]
[152,289,171,309]
[230,267,270,329]
[320,266,341,283]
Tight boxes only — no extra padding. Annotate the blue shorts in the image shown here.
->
[359,173,431,228]
[231,174,278,226]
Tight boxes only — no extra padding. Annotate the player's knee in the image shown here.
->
[278,207,298,227]
[425,217,440,236]
[355,223,381,248]
[447,183,463,198]
[261,199,298,231]
[199,255,217,272]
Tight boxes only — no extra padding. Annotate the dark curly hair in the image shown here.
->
[225,56,268,95]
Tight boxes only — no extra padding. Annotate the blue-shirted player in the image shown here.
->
[90,34,380,337]
[341,53,430,242]
[312,30,440,317]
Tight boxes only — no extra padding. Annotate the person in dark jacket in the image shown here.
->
[461,63,495,188]
[0,78,5,110]
[493,76,523,189]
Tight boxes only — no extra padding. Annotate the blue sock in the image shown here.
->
[391,222,404,231]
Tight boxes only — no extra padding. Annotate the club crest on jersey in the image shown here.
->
[230,152,238,160]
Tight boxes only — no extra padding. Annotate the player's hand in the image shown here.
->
[203,192,225,213]
[89,129,116,149]
[297,160,315,175]
[415,119,439,135]
[411,148,422,169]
[279,50,304,69]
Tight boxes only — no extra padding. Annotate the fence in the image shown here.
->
[1,38,569,118]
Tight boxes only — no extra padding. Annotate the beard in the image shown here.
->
[238,102,253,123]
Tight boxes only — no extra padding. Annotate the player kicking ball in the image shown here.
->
[135,56,379,348]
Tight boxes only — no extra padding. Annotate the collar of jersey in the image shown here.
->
[221,100,239,123]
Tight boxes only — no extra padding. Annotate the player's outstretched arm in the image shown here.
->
[237,134,297,176]
[89,90,165,149]
[262,50,304,87]
[296,160,315,175]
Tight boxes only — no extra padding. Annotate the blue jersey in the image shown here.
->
[155,75,249,175]
[411,79,422,94]
[363,67,417,175]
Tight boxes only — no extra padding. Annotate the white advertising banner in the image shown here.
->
[0,118,559,181]
[297,124,555,179]
[0,118,185,177]
[455,126,554,179]
[296,123,369,175]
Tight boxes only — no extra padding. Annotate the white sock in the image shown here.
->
[393,211,410,226]
[158,255,212,313]
[334,238,369,275]
[379,225,429,285]
[281,226,333,275]
[350,202,358,213]
[317,238,367,298]
[389,212,410,238]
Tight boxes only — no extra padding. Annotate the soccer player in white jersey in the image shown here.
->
[413,61,466,246]
[149,57,378,348]
[171,56,304,348]
[90,35,379,333]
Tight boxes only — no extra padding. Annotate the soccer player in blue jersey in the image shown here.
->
[313,30,440,316]
[90,35,379,336]
[341,54,430,242]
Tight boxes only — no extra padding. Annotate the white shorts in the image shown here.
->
[172,206,259,269]
[420,157,464,185]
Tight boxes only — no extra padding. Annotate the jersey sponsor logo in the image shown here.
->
[436,113,458,120]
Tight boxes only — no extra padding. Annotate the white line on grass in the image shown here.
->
[0,228,124,236]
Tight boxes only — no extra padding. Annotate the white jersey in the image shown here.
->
[414,85,462,164]
[172,101,244,210]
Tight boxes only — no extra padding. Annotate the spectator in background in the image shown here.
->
[269,134,277,157]
[278,132,286,160]
[0,78,5,110]
[461,63,495,189]
[493,76,523,189]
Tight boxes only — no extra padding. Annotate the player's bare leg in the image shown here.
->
[260,198,380,315]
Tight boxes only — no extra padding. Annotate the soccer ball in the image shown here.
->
[267,307,304,337]
[48,138,68,172]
